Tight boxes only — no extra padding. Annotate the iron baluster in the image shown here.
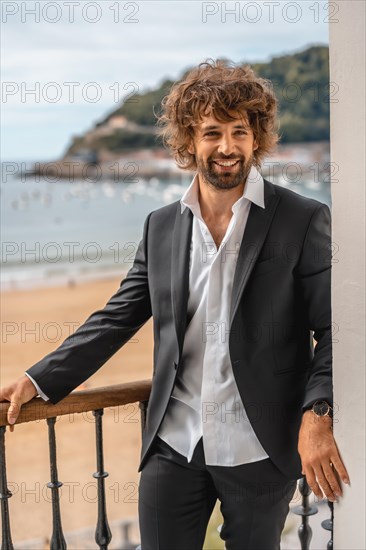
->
[93,409,112,550]
[292,476,318,550]
[0,426,14,550]
[46,417,67,550]
[321,499,334,550]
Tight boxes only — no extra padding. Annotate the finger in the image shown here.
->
[303,466,323,500]
[313,465,337,502]
[331,464,345,493]
[9,425,15,433]
[7,400,20,426]
[322,462,342,497]
[331,453,350,485]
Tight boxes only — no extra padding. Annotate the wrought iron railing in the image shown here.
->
[0,380,151,550]
[292,476,334,550]
[0,380,333,550]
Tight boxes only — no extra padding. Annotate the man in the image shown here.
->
[1,60,349,549]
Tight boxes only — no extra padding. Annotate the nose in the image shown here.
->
[217,132,236,156]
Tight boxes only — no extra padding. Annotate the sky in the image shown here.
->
[1,1,330,161]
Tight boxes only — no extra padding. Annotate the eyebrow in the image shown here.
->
[200,124,249,132]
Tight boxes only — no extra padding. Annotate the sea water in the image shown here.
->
[0,164,331,291]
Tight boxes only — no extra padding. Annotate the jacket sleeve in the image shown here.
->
[295,203,333,411]
[25,212,153,404]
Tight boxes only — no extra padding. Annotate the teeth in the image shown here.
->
[214,160,238,167]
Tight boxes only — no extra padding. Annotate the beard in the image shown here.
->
[196,153,254,191]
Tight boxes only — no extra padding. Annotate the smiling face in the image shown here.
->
[188,111,258,190]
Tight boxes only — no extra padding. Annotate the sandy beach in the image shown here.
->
[1,277,154,546]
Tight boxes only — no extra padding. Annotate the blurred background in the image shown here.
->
[1,1,333,548]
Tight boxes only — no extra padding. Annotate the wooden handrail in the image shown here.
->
[0,379,152,426]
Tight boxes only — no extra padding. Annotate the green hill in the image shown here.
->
[66,45,330,157]
[252,45,330,142]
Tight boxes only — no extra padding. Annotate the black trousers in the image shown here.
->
[138,436,297,550]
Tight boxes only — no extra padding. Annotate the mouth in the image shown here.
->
[212,159,240,170]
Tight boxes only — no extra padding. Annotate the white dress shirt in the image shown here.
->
[25,372,49,401]
[158,165,269,466]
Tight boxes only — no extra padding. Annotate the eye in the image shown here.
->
[204,131,219,137]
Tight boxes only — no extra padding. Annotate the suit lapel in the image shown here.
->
[229,180,280,326]
[171,204,193,361]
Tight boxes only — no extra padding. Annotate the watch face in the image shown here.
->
[313,401,330,416]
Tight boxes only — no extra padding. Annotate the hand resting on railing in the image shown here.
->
[0,374,38,432]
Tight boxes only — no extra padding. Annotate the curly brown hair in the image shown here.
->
[156,58,279,170]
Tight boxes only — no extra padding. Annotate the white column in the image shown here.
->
[329,2,366,549]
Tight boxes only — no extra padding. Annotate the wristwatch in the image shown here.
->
[311,400,333,419]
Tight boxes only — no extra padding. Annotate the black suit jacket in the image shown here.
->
[27,179,332,480]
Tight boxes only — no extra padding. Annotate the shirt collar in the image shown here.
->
[180,165,265,216]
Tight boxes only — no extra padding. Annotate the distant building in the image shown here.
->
[107,115,128,129]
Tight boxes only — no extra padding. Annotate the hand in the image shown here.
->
[0,375,38,432]
[298,410,350,502]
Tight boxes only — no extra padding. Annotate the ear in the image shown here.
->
[253,139,259,152]
[187,142,195,155]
